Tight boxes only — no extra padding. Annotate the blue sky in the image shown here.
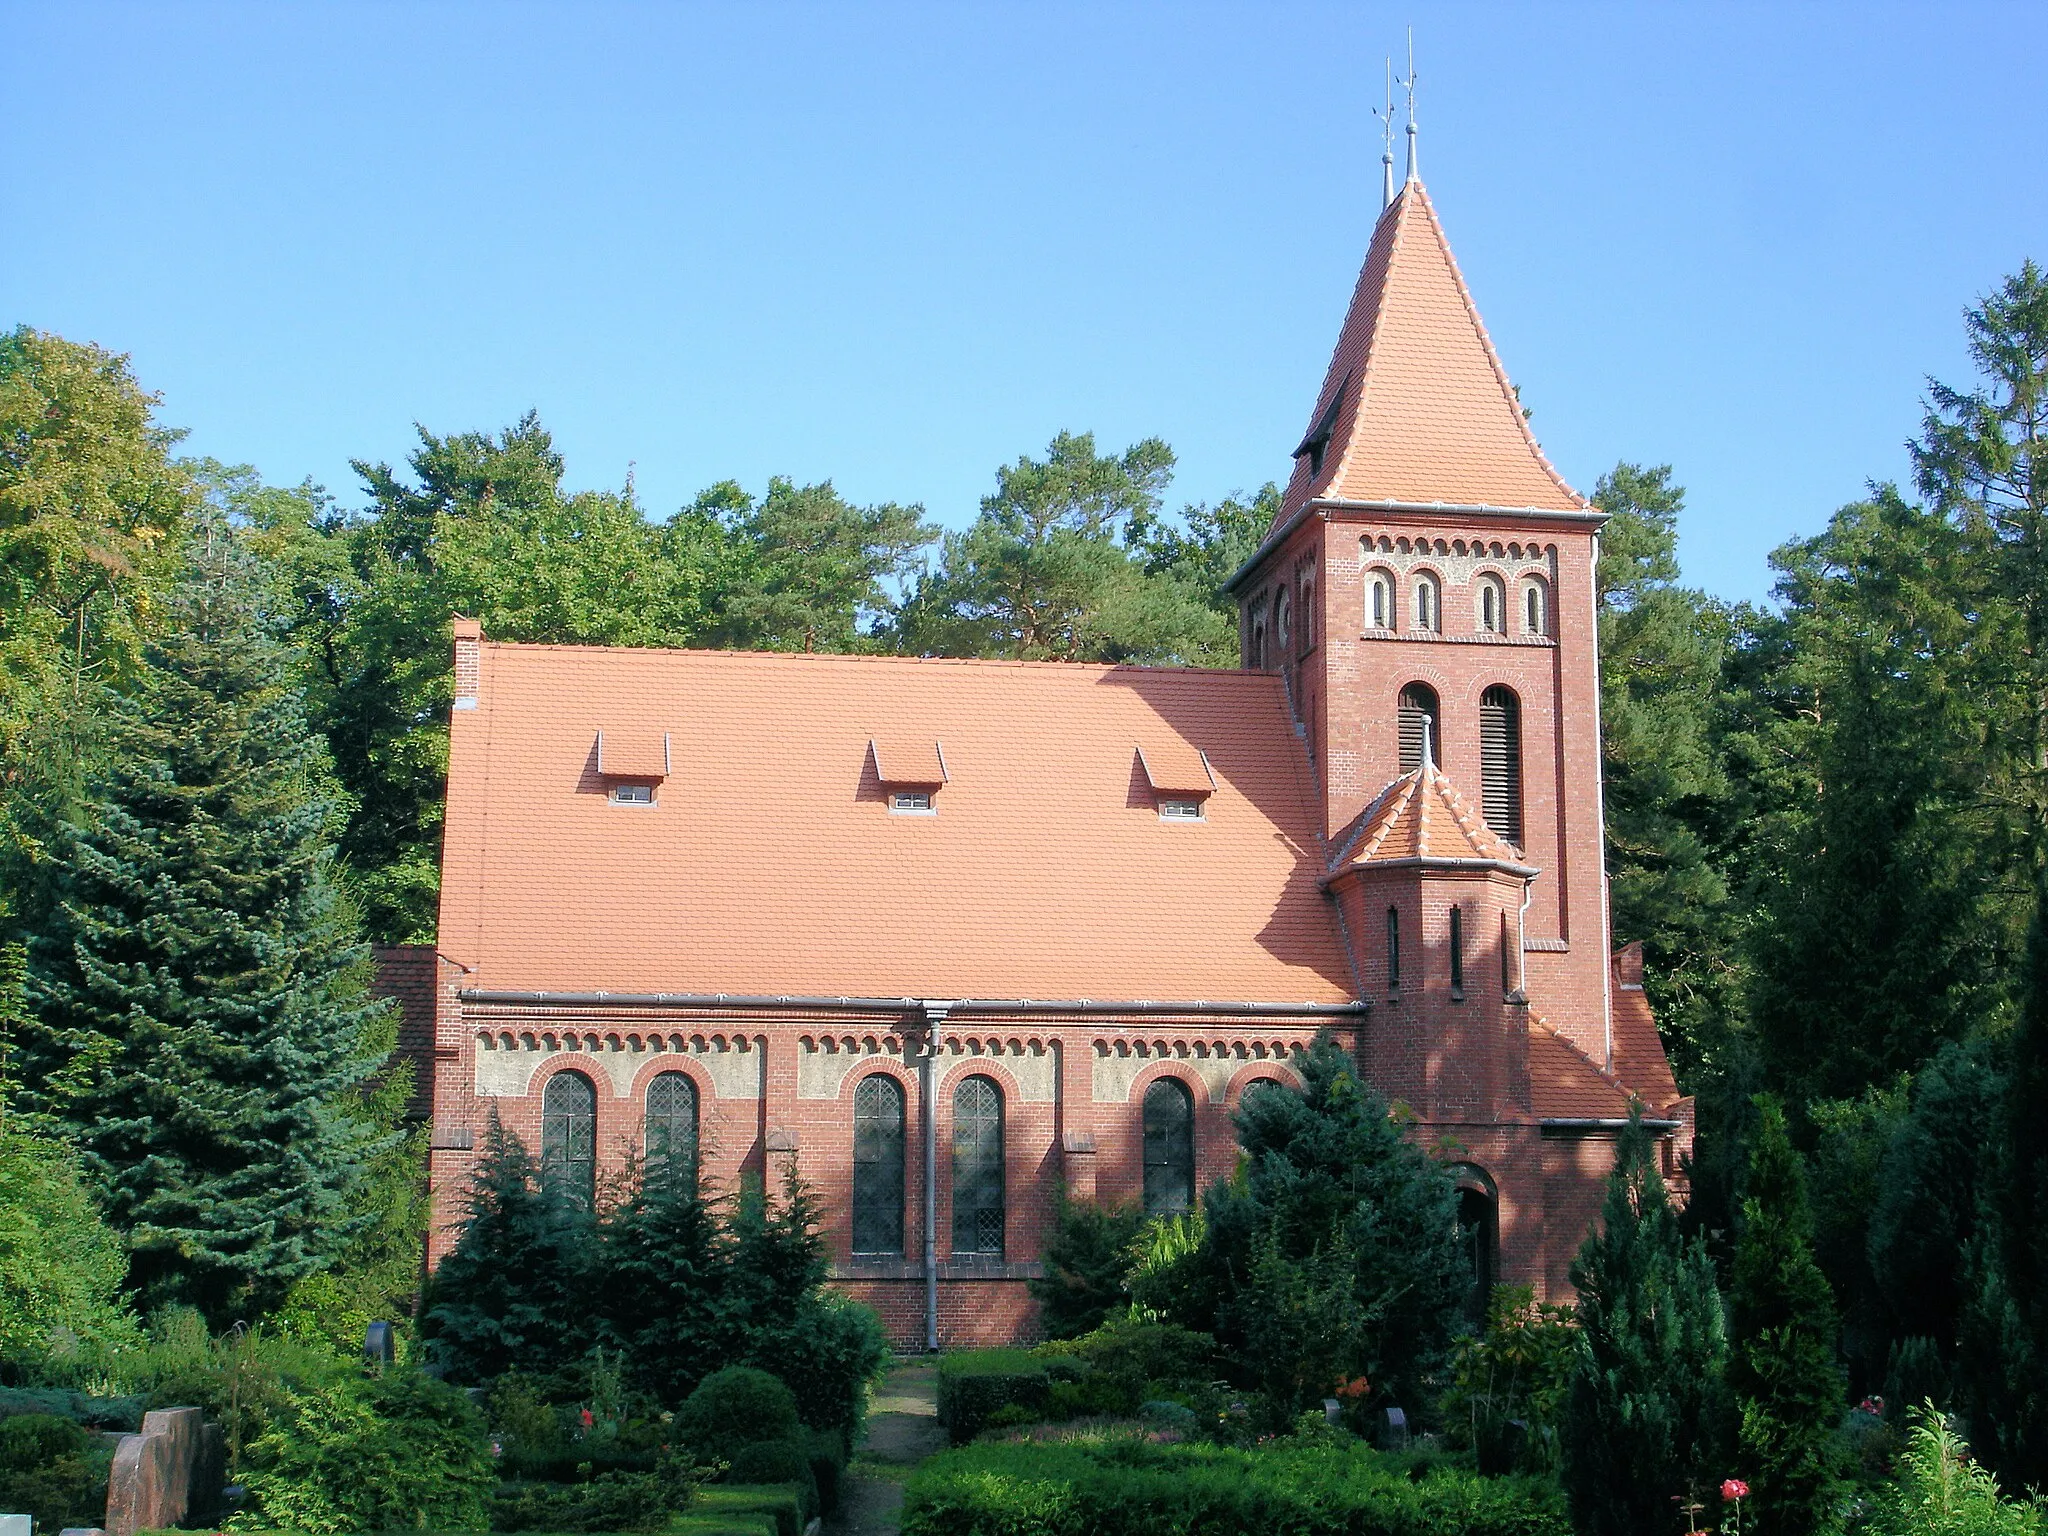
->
[4,2,2044,604]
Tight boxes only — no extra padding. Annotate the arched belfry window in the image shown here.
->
[1479,686,1523,846]
[1142,1078,1195,1215]
[1477,575,1506,634]
[645,1071,699,1194]
[852,1074,906,1255]
[1413,573,1440,632]
[541,1071,597,1210]
[1366,569,1394,630]
[1523,577,1548,637]
[952,1075,1004,1256]
[1398,683,1440,772]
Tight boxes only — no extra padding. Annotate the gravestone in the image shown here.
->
[364,1321,395,1367]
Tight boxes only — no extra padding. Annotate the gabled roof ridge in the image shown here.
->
[1330,768,1423,870]
[1419,759,1524,865]
[475,640,1272,682]
[1328,761,1529,876]
[1404,183,1584,509]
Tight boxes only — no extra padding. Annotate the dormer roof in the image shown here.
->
[1324,760,1536,881]
[1276,181,1587,525]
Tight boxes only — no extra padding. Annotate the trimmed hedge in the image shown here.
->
[696,1483,808,1536]
[937,1350,1051,1445]
[901,1435,1572,1536]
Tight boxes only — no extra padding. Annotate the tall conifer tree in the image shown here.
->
[23,528,388,1322]
[1727,1097,1843,1536]
[1561,1108,1728,1536]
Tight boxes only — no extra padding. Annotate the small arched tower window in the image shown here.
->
[1250,618,1267,669]
[1523,577,1549,637]
[1365,569,1394,630]
[1413,573,1440,632]
[541,1070,597,1210]
[1449,904,1466,999]
[852,1074,906,1255]
[645,1071,699,1194]
[1479,685,1523,846]
[1298,574,1315,653]
[952,1075,1005,1257]
[1387,905,1402,992]
[1477,574,1506,634]
[1275,589,1292,653]
[1142,1078,1195,1216]
[1398,683,1440,772]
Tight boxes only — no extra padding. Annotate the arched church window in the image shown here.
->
[1142,1078,1195,1216]
[541,1070,597,1210]
[1413,573,1440,632]
[1523,577,1548,637]
[1398,683,1439,772]
[852,1074,906,1255]
[1477,574,1506,633]
[1479,686,1523,846]
[644,1071,699,1194]
[952,1075,1005,1256]
[1365,569,1394,629]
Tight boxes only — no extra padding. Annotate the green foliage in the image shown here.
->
[1561,1109,1728,1536]
[1442,1286,1577,1475]
[19,529,393,1322]
[740,1291,890,1437]
[1124,1209,1209,1325]
[1727,1098,1843,1536]
[937,1350,1052,1444]
[489,1451,708,1534]
[675,1367,801,1463]
[0,1413,114,1533]
[1039,1314,1216,1414]
[1026,1196,1144,1339]
[692,1484,808,1536]
[901,1433,1573,1536]
[722,1440,819,1525]
[1867,1404,2043,1536]
[233,1368,496,1534]
[1201,1032,1465,1413]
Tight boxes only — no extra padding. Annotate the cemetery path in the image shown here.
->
[825,1359,945,1536]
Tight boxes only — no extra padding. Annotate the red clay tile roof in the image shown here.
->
[870,738,948,787]
[1527,1012,1634,1120]
[1326,762,1535,876]
[1277,182,1586,524]
[596,729,669,779]
[1610,976,1681,1112]
[439,643,1356,1003]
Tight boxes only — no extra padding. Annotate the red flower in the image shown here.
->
[1722,1480,1749,1502]
[580,1408,595,1429]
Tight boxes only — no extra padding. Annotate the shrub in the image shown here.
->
[694,1484,807,1536]
[901,1433,1572,1536]
[1441,1286,1577,1474]
[1027,1197,1145,1339]
[233,1369,495,1533]
[676,1367,801,1463]
[489,1462,698,1533]
[724,1439,819,1525]
[0,1413,114,1533]
[1867,1404,2041,1536]
[742,1291,889,1437]
[937,1350,1052,1444]
[804,1426,847,1515]
[0,1385,146,1430]
[1045,1315,1215,1407]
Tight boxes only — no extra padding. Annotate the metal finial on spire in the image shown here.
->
[1398,27,1419,184]
[1374,57,1396,212]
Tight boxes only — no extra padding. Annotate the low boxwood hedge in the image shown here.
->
[901,1434,1571,1536]
[936,1350,1051,1445]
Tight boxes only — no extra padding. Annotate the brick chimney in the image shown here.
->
[452,617,482,711]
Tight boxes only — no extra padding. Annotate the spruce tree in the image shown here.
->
[1727,1097,1843,1536]
[420,1113,595,1382]
[22,531,388,1322]
[1561,1107,1728,1536]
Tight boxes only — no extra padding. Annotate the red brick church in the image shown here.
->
[378,154,1690,1348]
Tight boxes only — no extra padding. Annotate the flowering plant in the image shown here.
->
[1721,1476,1747,1536]
[1334,1375,1372,1401]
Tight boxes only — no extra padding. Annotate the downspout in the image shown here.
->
[1518,876,1534,996]
[921,1001,953,1353]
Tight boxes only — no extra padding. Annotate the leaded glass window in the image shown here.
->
[645,1071,698,1193]
[952,1075,1004,1256]
[541,1070,596,1209]
[852,1074,905,1255]
[1142,1078,1195,1216]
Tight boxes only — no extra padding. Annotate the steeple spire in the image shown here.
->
[1400,29,1419,184]
[1376,58,1396,213]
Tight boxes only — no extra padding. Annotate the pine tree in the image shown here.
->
[1727,1097,1843,1536]
[22,530,389,1322]
[420,1113,595,1383]
[1561,1107,1728,1536]
[598,1162,727,1406]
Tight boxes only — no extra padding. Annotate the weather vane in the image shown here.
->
[1374,56,1396,211]
[1396,27,1419,185]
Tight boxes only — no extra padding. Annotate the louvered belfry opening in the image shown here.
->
[1479,685,1523,845]
[1398,683,1439,772]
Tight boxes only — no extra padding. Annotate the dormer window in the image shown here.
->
[1138,741,1214,823]
[596,729,668,807]
[891,790,934,814]
[609,782,655,805]
[872,738,947,814]
[1158,797,1205,821]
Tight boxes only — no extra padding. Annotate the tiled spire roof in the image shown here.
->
[1277,181,1587,525]
[1325,760,1535,877]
